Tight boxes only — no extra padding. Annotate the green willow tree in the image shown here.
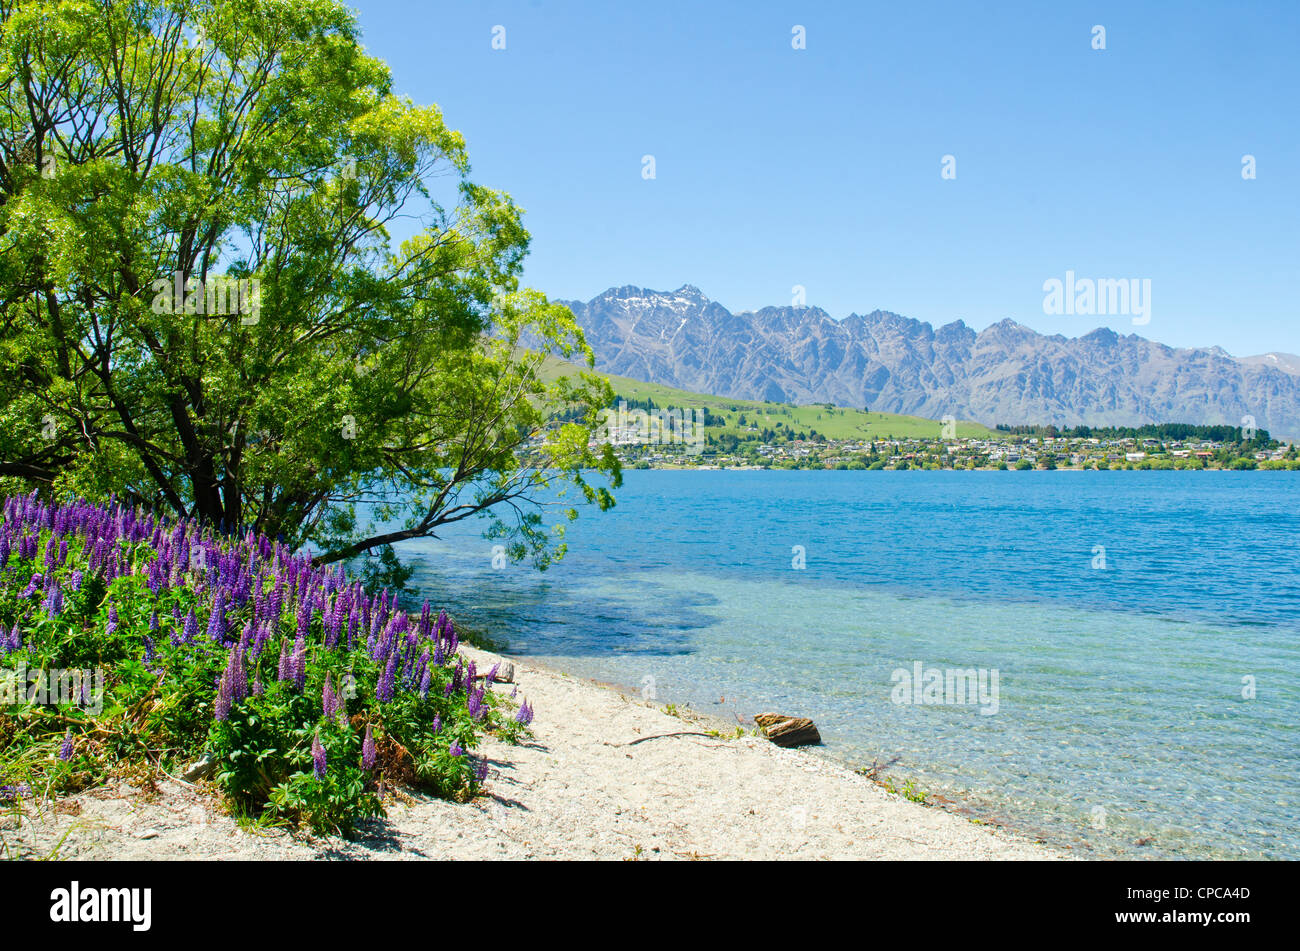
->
[0,0,619,577]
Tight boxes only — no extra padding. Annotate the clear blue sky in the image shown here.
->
[349,0,1299,356]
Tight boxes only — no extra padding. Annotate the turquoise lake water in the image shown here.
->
[394,471,1300,859]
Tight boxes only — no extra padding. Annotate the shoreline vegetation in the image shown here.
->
[0,495,533,840]
[0,492,1062,860]
[5,641,1060,861]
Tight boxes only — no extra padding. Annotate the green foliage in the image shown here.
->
[266,762,380,838]
[0,506,531,837]
[0,0,618,574]
[996,422,1276,448]
[352,545,416,595]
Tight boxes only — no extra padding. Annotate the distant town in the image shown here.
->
[673,433,1297,471]
[563,398,1297,471]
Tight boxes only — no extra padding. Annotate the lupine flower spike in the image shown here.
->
[312,732,327,779]
[362,724,376,771]
[515,699,534,727]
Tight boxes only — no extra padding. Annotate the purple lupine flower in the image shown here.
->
[467,686,485,721]
[143,635,156,664]
[42,581,64,617]
[361,723,376,771]
[376,650,398,704]
[249,621,268,662]
[207,593,228,643]
[277,638,290,682]
[419,665,432,699]
[268,581,283,626]
[473,759,489,784]
[323,595,341,647]
[449,741,464,757]
[295,597,312,640]
[346,604,359,649]
[292,633,307,691]
[252,678,264,696]
[214,671,233,721]
[485,663,500,685]
[146,560,163,594]
[515,699,534,726]
[181,608,198,644]
[312,733,327,779]
[58,729,73,761]
[224,645,248,704]
[323,672,344,718]
[431,715,441,735]
[402,632,419,683]
[105,603,119,636]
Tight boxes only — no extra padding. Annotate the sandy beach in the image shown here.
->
[3,646,1058,861]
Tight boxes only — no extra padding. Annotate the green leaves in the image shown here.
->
[0,0,616,575]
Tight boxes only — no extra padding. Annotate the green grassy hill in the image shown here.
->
[540,357,995,440]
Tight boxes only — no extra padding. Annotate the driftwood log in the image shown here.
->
[753,712,821,748]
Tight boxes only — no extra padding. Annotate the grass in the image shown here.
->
[541,356,996,440]
[704,725,747,740]
[856,759,932,805]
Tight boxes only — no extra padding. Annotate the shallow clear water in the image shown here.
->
[394,470,1300,859]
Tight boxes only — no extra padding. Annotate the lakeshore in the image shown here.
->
[396,470,1300,860]
[3,645,1056,861]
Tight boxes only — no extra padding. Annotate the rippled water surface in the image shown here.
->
[394,471,1300,859]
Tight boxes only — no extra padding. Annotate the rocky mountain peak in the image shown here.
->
[559,285,1300,437]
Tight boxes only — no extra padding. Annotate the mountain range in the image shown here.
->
[558,285,1300,438]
